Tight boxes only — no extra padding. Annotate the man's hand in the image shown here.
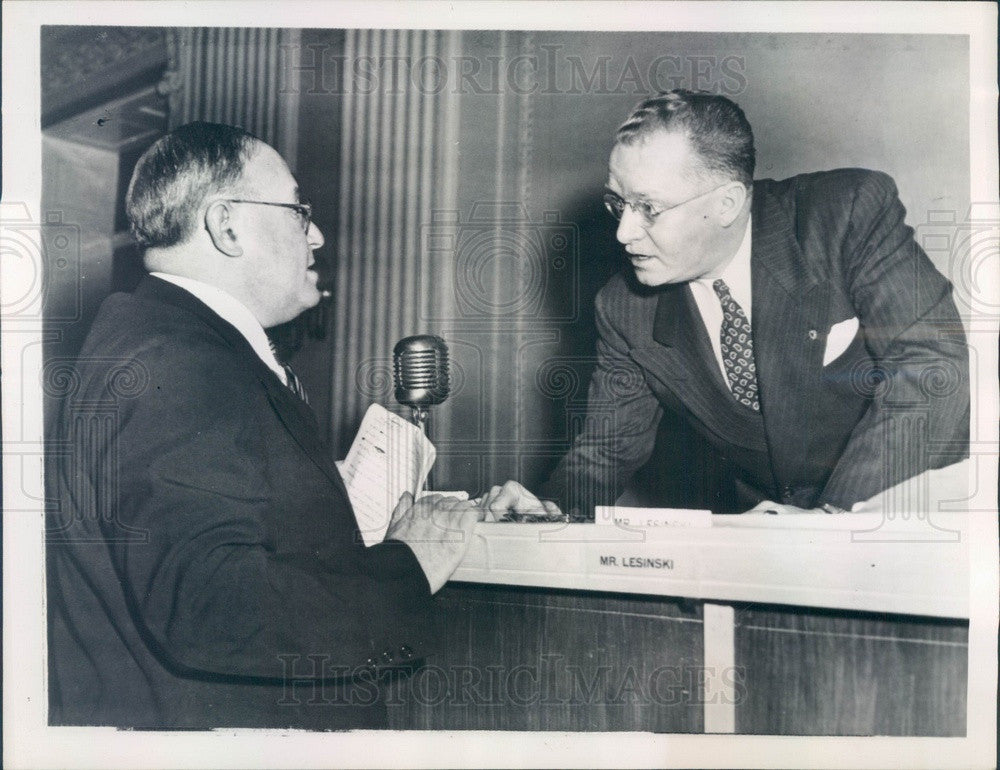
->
[477,480,563,520]
[744,500,826,515]
[385,492,483,593]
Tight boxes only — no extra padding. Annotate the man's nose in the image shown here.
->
[615,206,645,245]
[308,221,325,250]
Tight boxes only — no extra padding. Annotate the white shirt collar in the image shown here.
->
[695,214,753,319]
[149,272,287,384]
[686,216,754,389]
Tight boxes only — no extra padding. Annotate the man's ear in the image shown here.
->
[717,182,749,227]
[204,201,243,257]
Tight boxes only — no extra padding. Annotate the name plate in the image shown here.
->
[598,553,674,570]
[589,546,694,579]
[595,505,712,529]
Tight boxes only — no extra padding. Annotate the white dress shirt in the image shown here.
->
[688,216,753,390]
[149,272,288,385]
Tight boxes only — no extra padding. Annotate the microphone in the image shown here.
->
[393,335,450,431]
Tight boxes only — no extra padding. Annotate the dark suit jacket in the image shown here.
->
[47,276,434,729]
[543,169,969,514]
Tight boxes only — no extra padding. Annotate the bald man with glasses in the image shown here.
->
[527,90,969,518]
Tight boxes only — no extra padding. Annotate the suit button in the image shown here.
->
[381,650,395,664]
[364,657,378,673]
[399,645,413,660]
[781,486,795,503]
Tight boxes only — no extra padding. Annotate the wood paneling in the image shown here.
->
[386,583,704,731]
[734,606,968,736]
[388,584,968,734]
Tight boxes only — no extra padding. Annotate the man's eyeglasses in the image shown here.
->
[224,199,313,232]
[603,185,724,228]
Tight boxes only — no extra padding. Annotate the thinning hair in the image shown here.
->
[615,89,755,188]
[125,122,260,248]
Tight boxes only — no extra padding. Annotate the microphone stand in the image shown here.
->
[411,405,433,494]
[410,406,429,436]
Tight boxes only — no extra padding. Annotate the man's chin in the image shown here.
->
[630,263,670,287]
[299,294,323,315]
[301,279,324,306]
[268,295,323,328]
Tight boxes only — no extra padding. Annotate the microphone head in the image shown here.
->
[393,335,450,408]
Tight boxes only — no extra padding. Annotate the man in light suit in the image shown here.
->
[533,90,968,516]
[46,122,495,729]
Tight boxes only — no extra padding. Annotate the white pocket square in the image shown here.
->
[823,316,860,365]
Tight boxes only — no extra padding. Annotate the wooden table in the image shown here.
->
[386,512,969,734]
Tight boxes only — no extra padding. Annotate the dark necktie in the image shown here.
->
[269,342,309,404]
[712,278,759,412]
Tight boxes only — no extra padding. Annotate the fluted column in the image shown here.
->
[163,27,300,167]
[326,29,461,457]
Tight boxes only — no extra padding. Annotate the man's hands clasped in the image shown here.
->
[385,481,562,594]
[386,492,482,593]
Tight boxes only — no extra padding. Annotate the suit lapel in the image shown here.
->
[258,375,355,501]
[137,276,350,498]
[750,182,831,484]
[645,283,763,449]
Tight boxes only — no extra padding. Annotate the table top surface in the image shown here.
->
[452,511,975,619]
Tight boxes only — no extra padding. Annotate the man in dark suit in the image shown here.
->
[46,122,489,729]
[532,90,968,516]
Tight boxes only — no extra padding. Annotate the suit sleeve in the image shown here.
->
[104,340,435,681]
[539,284,663,517]
[819,172,969,508]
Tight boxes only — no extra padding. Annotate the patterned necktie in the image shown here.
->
[712,278,759,412]
[269,341,309,404]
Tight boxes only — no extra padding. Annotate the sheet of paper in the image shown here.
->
[417,490,469,501]
[337,403,435,546]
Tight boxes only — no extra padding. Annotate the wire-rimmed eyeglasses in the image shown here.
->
[224,199,313,232]
[603,185,724,228]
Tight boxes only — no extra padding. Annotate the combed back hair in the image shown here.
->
[615,89,755,188]
[125,122,260,248]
